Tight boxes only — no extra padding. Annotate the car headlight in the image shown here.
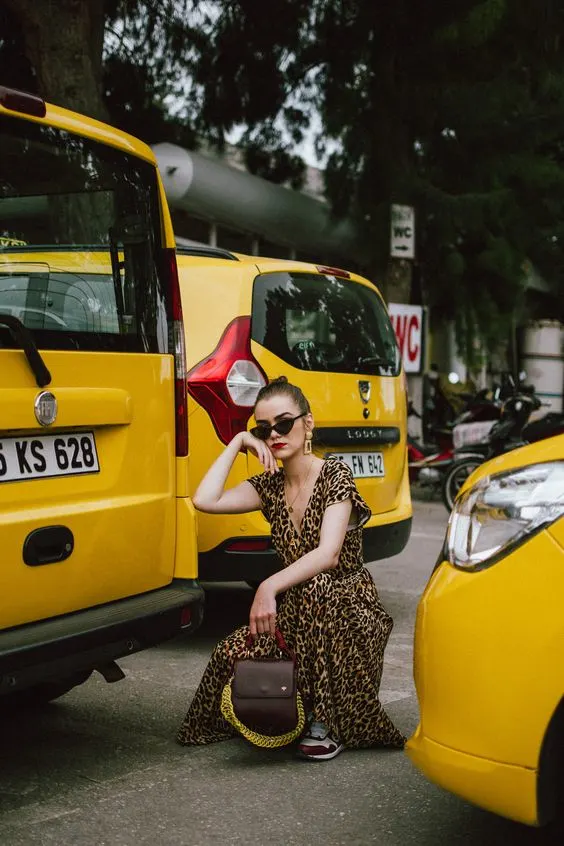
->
[447,461,564,570]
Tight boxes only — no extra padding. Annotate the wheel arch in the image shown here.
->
[537,696,564,826]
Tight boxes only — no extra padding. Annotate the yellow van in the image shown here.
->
[177,246,412,582]
[407,433,564,827]
[0,86,202,705]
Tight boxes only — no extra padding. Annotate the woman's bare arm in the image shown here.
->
[249,498,353,636]
[193,430,278,514]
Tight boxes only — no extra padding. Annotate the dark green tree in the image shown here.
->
[0,0,308,181]
[0,0,107,119]
[193,0,564,362]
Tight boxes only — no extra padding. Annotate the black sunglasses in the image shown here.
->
[250,413,306,441]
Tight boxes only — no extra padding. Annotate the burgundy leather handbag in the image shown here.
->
[220,629,305,747]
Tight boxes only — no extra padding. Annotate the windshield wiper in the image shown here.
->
[0,313,52,387]
[109,214,152,335]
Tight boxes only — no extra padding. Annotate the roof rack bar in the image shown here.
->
[176,245,239,261]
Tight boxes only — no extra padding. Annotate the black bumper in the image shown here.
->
[199,540,282,582]
[199,518,412,582]
[363,517,412,561]
[0,579,204,696]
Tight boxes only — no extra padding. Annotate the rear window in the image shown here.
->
[0,116,168,353]
[251,272,401,376]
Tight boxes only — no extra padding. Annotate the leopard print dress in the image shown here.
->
[177,458,405,749]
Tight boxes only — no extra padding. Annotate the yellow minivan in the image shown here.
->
[177,246,412,582]
[407,434,564,827]
[0,86,202,705]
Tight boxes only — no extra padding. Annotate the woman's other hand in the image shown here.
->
[249,582,277,638]
[239,431,279,475]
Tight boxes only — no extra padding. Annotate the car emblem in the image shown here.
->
[358,380,371,404]
[34,391,58,427]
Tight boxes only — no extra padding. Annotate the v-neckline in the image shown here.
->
[281,459,326,539]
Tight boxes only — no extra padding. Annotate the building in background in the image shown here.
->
[153,141,366,268]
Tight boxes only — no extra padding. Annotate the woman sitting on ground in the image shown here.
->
[177,376,405,760]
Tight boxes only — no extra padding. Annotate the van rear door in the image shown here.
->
[249,264,407,515]
[0,116,176,629]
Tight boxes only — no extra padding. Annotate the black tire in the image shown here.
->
[441,457,483,511]
[0,671,92,711]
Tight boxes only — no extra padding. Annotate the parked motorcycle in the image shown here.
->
[408,389,503,494]
[407,423,454,491]
[441,381,564,511]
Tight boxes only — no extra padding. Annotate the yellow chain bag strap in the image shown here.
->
[220,629,306,749]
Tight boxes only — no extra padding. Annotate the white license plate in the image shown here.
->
[0,431,99,483]
[326,451,385,478]
[453,420,495,449]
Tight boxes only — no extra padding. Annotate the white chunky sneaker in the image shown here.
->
[297,722,344,761]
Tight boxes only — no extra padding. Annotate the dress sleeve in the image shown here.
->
[247,472,272,523]
[323,459,371,530]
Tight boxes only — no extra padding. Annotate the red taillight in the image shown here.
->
[316,265,351,279]
[164,249,188,456]
[187,316,267,445]
[224,538,271,552]
[0,86,46,118]
[180,606,192,627]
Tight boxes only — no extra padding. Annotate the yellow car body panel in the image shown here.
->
[407,434,564,825]
[174,496,200,579]
[0,348,177,628]
[1,97,157,164]
[182,261,254,369]
[407,729,539,826]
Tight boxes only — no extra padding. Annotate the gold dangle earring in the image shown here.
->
[304,430,313,455]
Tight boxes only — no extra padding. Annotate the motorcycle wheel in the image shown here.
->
[441,457,483,511]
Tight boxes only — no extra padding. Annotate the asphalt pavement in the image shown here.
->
[0,495,562,846]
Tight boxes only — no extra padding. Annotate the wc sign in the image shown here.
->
[390,204,415,259]
[388,303,423,373]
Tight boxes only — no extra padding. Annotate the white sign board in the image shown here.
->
[390,204,415,259]
[388,303,423,373]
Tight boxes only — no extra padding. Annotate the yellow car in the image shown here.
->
[407,433,564,826]
[177,246,412,583]
[0,87,202,707]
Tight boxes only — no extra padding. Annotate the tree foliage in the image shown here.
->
[2,0,564,360]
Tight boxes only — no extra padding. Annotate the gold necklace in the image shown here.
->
[284,458,315,514]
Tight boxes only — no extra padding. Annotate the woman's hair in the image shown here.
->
[254,376,311,415]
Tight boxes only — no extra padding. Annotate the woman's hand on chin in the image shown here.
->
[239,431,279,475]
